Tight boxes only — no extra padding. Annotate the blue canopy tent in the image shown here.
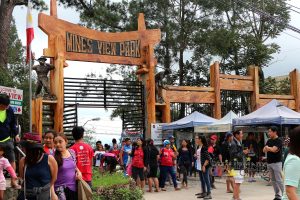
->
[162,111,217,130]
[233,99,300,126]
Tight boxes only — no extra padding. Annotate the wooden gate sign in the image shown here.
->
[38,13,161,65]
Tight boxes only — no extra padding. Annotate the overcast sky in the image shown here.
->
[12,0,300,141]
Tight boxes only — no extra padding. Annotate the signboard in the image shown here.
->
[66,32,141,58]
[121,130,143,142]
[0,86,23,114]
[151,123,173,145]
[38,13,161,65]
[194,124,232,133]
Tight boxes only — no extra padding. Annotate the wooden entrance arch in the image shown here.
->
[32,0,160,138]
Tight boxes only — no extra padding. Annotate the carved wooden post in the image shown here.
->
[31,97,43,134]
[290,69,300,112]
[248,65,259,111]
[210,62,221,119]
[52,35,65,133]
[161,89,171,123]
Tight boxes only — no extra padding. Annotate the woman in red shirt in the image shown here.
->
[131,138,146,189]
[159,140,180,191]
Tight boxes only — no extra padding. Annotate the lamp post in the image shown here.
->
[83,117,100,126]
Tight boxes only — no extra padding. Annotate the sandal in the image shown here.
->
[147,189,153,192]
[154,189,160,192]
[227,190,233,193]
[11,184,21,190]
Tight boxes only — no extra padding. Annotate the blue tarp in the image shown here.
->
[162,111,217,130]
[233,99,300,126]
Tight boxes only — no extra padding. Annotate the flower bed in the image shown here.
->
[92,171,143,200]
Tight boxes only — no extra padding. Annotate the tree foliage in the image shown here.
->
[0,19,34,133]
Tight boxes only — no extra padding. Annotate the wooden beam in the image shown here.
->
[50,0,57,18]
[210,62,221,119]
[248,66,259,111]
[167,90,215,104]
[52,35,65,133]
[258,99,296,110]
[136,67,149,75]
[138,13,146,31]
[259,94,294,100]
[141,45,156,139]
[160,89,171,123]
[219,74,253,80]
[220,79,254,91]
[32,97,43,136]
[290,69,300,112]
[38,13,161,66]
[165,86,214,92]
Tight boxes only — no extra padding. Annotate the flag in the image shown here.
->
[26,1,34,63]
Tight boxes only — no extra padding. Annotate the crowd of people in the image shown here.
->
[0,93,299,200]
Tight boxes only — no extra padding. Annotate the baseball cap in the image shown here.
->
[225,132,233,139]
[210,134,218,141]
[20,132,43,149]
[168,135,175,139]
[163,140,170,146]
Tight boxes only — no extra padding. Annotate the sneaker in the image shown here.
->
[204,194,212,199]
[273,198,281,200]
[197,193,207,198]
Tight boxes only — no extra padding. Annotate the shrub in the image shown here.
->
[92,170,143,200]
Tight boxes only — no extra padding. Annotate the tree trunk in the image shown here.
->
[0,1,15,69]
[179,0,185,118]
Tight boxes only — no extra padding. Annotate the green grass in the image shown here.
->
[92,170,130,188]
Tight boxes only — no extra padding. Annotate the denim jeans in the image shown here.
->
[199,168,211,194]
[160,165,178,188]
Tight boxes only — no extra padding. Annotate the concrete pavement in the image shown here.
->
[144,177,276,200]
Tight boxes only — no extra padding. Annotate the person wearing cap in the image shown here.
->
[221,132,234,193]
[168,135,179,180]
[32,56,55,96]
[159,140,180,191]
[0,94,21,188]
[208,134,222,189]
[18,132,58,200]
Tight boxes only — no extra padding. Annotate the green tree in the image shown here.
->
[207,0,289,75]
[0,19,35,133]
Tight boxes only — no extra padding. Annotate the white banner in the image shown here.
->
[0,86,23,114]
[151,123,173,145]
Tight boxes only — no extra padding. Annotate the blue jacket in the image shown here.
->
[0,106,17,141]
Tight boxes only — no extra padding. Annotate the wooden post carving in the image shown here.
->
[290,69,300,112]
[141,45,156,139]
[248,65,260,111]
[31,97,43,135]
[161,89,171,123]
[52,35,65,133]
[210,62,221,119]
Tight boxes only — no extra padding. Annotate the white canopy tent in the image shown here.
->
[194,111,238,133]
[162,111,217,131]
[233,99,300,126]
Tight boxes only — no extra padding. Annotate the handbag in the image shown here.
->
[78,178,93,200]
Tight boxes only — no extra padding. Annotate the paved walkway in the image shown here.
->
[144,177,275,200]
